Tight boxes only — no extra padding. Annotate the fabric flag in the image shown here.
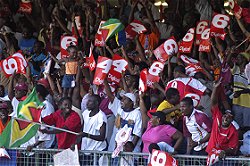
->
[149,149,178,166]
[84,44,96,71]
[139,68,148,94]
[101,19,125,42]
[0,89,43,148]
[115,29,126,46]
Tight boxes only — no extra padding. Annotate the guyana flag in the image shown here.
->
[0,88,43,148]
[101,18,125,42]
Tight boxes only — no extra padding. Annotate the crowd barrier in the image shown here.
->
[0,148,250,166]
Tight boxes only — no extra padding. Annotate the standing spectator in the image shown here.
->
[206,80,239,160]
[41,97,82,149]
[19,27,36,56]
[103,79,142,153]
[181,97,212,155]
[0,101,11,134]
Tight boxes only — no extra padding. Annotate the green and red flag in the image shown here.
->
[0,88,43,148]
[101,18,124,42]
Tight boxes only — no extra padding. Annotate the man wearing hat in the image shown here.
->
[104,80,142,153]
[8,80,28,117]
[232,52,250,132]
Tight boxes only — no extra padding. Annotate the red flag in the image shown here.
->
[94,21,106,47]
[199,28,211,52]
[60,36,78,58]
[139,68,148,93]
[93,56,112,85]
[17,0,32,14]
[125,20,147,39]
[88,45,96,71]
[153,37,178,63]
[195,20,209,45]
[179,54,199,65]
[185,64,203,77]
[147,61,164,88]
[179,28,195,53]
[148,149,178,166]
[210,13,230,40]
[107,54,128,85]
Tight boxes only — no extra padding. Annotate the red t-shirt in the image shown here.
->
[42,110,82,149]
[206,105,238,154]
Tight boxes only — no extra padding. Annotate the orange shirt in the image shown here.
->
[139,31,160,51]
[65,61,78,75]
[0,117,10,134]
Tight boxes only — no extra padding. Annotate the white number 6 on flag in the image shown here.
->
[148,62,164,76]
[212,14,230,29]
[164,39,178,55]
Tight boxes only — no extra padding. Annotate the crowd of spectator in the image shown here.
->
[0,0,250,165]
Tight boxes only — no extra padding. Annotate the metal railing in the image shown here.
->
[0,148,250,166]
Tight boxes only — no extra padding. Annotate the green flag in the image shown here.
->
[101,18,125,41]
[0,88,43,148]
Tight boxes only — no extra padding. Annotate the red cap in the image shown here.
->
[15,83,28,91]
[37,78,50,89]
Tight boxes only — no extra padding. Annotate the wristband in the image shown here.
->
[87,133,90,138]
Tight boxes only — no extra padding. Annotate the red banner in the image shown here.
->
[147,61,164,88]
[153,37,178,63]
[125,20,147,39]
[94,21,106,47]
[84,45,96,71]
[196,20,209,45]
[107,54,128,85]
[72,16,83,37]
[0,52,27,77]
[179,28,195,53]
[148,149,178,166]
[93,56,112,85]
[139,68,148,93]
[228,0,242,19]
[60,36,78,58]
[199,28,211,52]
[210,13,230,40]
[185,64,203,77]
[17,0,32,14]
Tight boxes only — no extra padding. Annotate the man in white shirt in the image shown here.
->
[104,80,142,153]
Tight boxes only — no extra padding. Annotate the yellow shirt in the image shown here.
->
[157,100,181,123]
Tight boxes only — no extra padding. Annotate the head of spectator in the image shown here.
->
[180,97,194,117]
[121,93,136,110]
[33,41,44,55]
[125,74,139,91]
[14,83,28,100]
[60,97,72,116]
[37,78,50,89]
[86,95,101,111]
[0,101,9,120]
[173,65,186,78]
[148,143,161,154]
[22,27,33,39]
[149,111,166,127]
[150,94,162,108]
[222,110,234,128]
[66,45,77,59]
[0,85,5,97]
[124,141,135,152]
[165,88,180,105]
[35,84,49,102]
[236,52,250,66]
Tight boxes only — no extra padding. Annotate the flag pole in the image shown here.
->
[13,117,80,136]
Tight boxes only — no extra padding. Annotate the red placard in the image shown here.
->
[60,36,78,58]
[147,61,164,88]
[84,45,96,71]
[107,54,128,84]
[179,28,195,53]
[210,13,230,40]
[17,0,32,14]
[93,56,112,85]
[196,20,209,45]
[125,20,147,39]
[199,28,211,52]
[139,68,148,93]
[148,149,178,166]
[94,21,106,47]
[185,64,203,77]
[179,54,199,65]
[228,0,242,19]
[72,16,83,37]
[153,37,178,63]
[0,52,27,77]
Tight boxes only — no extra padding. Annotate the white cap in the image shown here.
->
[122,93,136,105]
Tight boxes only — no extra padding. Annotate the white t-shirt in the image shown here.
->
[10,97,19,117]
[108,97,142,152]
[81,110,107,151]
